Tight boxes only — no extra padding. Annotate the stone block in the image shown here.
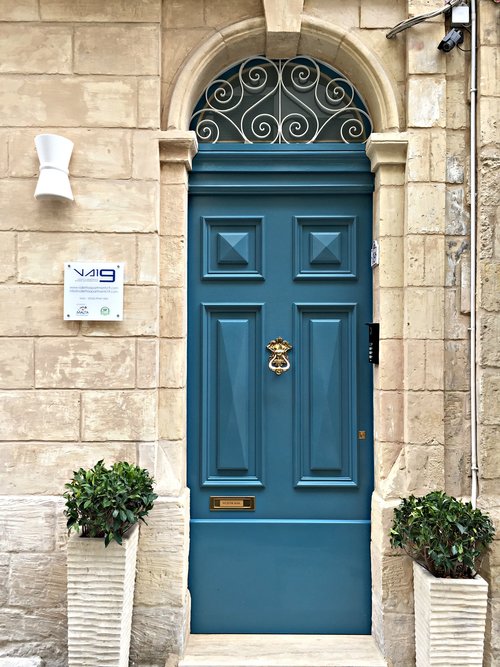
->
[424,235,445,286]
[446,187,469,236]
[424,339,444,391]
[161,28,216,91]
[480,312,500,367]
[444,391,470,447]
[154,439,186,496]
[480,47,499,97]
[0,659,44,667]
[355,28,405,85]
[0,179,158,233]
[137,339,159,389]
[75,25,159,75]
[137,234,160,285]
[35,338,136,388]
[0,25,72,74]
[0,0,39,20]
[479,261,500,311]
[479,98,499,148]
[377,339,403,391]
[405,391,444,444]
[406,235,425,286]
[160,338,186,389]
[371,603,415,667]
[81,286,159,337]
[138,494,189,553]
[0,130,8,178]
[159,388,186,441]
[0,441,136,494]
[0,232,16,282]
[160,236,186,287]
[445,286,470,339]
[429,128,447,183]
[130,604,187,664]
[408,77,446,128]
[0,339,34,389]
[160,184,188,236]
[0,286,78,336]
[40,0,160,22]
[0,498,55,552]
[160,162,189,186]
[163,0,205,28]
[445,156,465,188]
[360,0,405,28]
[371,492,400,556]
[405,339,426,390]
[371,552,413,614]
[375,391,403,443]
[405,287,444,339]
[0,76,136,128]
[138,77,161,130]
[378,186,404,237]
[378,288,403,340]
[407,182,446,234]
[82,389,157,441]
[160,288,186,338]
[445,445,470,498]
[9,553,66,607]
[378,237,403,288]
[9,128,132,179]
[18,232,136,284]
[405,443,445,493]
[0,389,80,440]
[446,81,468,130]
[408,22,446,74]
[479,374,500,426]
[444,340,469,391]
[303,0,359,29]
[407,130,430,182]
[0,554,8,606]
[132,131,160,181]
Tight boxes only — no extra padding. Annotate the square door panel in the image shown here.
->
[294,216,357,279]
[202,216,264,280]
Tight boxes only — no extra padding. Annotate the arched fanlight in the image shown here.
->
[190,56,373,144]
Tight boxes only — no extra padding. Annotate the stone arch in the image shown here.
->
[164,15,402,135]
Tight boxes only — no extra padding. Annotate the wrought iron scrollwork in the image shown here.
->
[190,56,372,144]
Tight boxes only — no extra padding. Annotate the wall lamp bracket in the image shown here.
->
[34,133,74,201]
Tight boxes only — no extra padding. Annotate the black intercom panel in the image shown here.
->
[366,323,379,364]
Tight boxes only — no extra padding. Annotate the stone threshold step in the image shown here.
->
[180,635,387,667]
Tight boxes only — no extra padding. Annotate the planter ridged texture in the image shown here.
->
[413,561,488,667]
[67,526,139,667]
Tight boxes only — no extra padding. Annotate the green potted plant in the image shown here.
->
[64,460,157,667]
[390,490,495,667]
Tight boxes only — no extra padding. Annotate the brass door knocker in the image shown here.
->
[267,337,292,376]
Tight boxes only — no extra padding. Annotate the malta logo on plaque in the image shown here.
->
[64,262,124,321]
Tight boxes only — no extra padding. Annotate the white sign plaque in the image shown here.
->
[64,262,124,321]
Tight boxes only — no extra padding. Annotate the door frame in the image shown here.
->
[157,15,408,663]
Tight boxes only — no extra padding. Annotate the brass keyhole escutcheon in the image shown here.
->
[267,337,292,376]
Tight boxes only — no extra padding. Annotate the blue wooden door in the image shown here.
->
[187,144,374,634]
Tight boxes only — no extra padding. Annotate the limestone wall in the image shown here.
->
[0,1,498,666]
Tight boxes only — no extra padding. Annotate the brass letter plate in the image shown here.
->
[210,496,255,511]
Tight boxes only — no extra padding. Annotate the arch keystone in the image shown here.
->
[263,0,304,58]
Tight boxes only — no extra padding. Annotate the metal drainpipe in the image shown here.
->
[470,0,479,508]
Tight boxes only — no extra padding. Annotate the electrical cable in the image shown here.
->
[386,0,462,38]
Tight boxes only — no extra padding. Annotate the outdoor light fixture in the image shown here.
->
[437,28,464,51]
[34,133,74,201]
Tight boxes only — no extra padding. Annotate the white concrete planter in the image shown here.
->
[67,526,139,667]
[413,561,488,667]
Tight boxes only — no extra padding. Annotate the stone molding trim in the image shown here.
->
[263,0,304,59]
[164,16,401,135]
[158,130,198,169]
[366,132,408,171]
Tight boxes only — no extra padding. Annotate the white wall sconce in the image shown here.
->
[34,133,74,201]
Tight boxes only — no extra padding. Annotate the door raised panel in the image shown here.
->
[202,216,264,280]
[201,304,263,487]
[294,216,357,279]
[294,304,357,487]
